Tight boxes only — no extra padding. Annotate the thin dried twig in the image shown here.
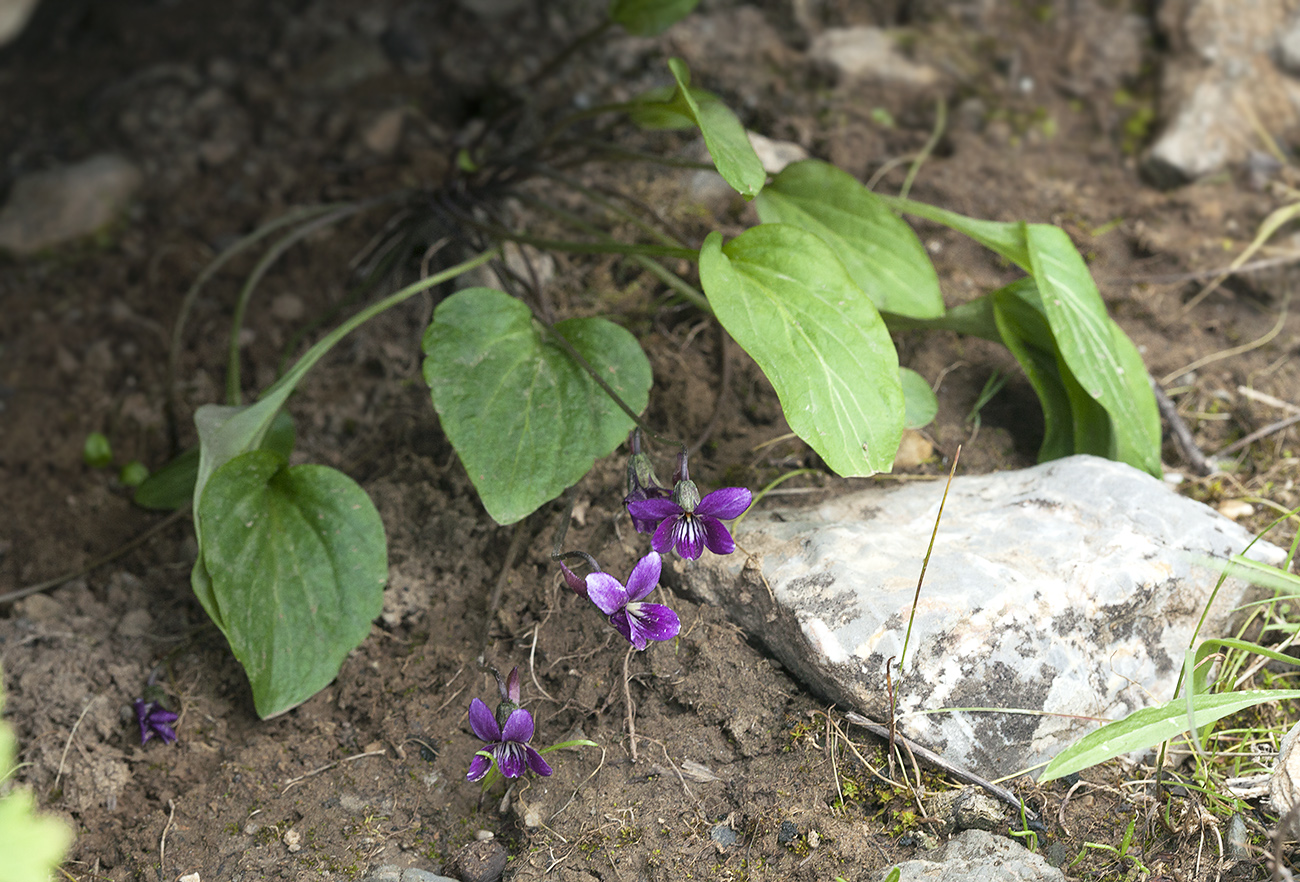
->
[54,696,99,791]
[622,646,638,763]
[280,749,386,795]
[1152,378,1216,476]
[159,798,176,880]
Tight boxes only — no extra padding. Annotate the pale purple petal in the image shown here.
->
[696,487,752,520]
[586,572,629,616]
[700,516,736,555]
[624,552,662,602]
[468,698,500,743]
[154,721,179,744]
[650,516,678,554]
[501,707,535,744]
[466,753,492,781]
[672,516,705,560]
[607,609,636,647]
[627,497,682,522]
[497,742,526,778]
[628,602,680,644]
[525,746,553,777]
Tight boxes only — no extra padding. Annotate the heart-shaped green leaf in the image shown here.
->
[899,367,937,430]
[700,226,903,474]
[608,0,698,35]
[666,58,765,199]
[756,160,943,319]
[422,288,652,525]
[198,450,386,719]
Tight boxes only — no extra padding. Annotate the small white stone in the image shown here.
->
[746,132,808,175]
[1217,499,1255,520]
[283,828,302,852]
[178,874,201,882]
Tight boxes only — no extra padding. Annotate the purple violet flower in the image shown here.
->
[133,698,178,746]
[562,553,680,650]
[466,667,552,782]
[625,453,751,560]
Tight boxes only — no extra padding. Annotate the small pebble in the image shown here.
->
[1217,499,1254,520]
[807,829,820,848]
[283,828,302,852]
[777,819,798,846]
[709,824,737,847]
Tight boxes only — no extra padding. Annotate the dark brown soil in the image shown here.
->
[2,1,1298,880]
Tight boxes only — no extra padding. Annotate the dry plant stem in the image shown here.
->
[623,645,638,763]
[53,696,99,791]
[1216,412,1300,457]
[844,711,1044,831]
[159,798,176,879]
[1160,289,1291,386]
[1152,377,1215,475]
[481,521,530,661]
[279,749,386,795]
[1102,251,1300,286]
[0,508,188,606]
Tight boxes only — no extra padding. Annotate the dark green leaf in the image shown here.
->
[135,447,202,511]
[990,282,1075,462]
[198,450,387,719]
[422,288,652,524]
[608,0,698,35]
[878,195,1032,270]
[699,227,903,474]
[756,160,943,319]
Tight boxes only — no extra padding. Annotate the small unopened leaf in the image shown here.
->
[609,0,698,35]
[422,288,652,524]
[1041,689,1300,781]
[198,450,386,719]
[757,160,943,319]
[700,226,903,475]
[900,368,937,430]
[667,58,765,199]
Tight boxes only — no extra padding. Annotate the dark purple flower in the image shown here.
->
[582,552,680,650]
[466,667,552,782]
[626,471,752,560]
[133,698,178,745]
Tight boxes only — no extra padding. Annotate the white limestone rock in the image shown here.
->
[882,829,1064,882]
[668,455,1285,779]
[808,26,939,87]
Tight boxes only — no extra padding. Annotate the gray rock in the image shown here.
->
[669,456,1283,779]
[1145,0,1300,186]
[881,829,1063,882]
[808,27,938,87]
[0,155,143,256]
[362,867,456,882]
[924,786,1013,836]
[448,839,507,882]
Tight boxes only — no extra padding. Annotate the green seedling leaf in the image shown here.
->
[609,0,698,35]
[118,460,149,487]
[0,674,73,882]
[422,288,652,525]
[1025,224,1161,476]
[756,160,943,319]
[900,367,937,430]
[136,410,295,511]
[627,84,711,130]
[198,450,386,718]
[700,226,903,474]
[83,431,112,468]
[1040,688,1300,781]
[666,58,765,199]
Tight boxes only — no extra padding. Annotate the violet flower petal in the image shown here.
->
[696,486,752,520]
[628,602,681,644]
[700,516,736,555]
[468,698,501,743]
[649,516,677,555]
[671,516,706,559]
[497,742,526,778]
[627,497,681,523]
[501,707,535,744]
[624,552,662,603]
[586,572,629,616]
[606,610,636,647]
[466,753,492,782]
[525,746,554,777]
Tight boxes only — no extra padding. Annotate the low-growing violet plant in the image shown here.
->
[132,0,1162,720]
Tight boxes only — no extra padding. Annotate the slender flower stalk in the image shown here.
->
[623,429,670,534]
[561,552,680,650]
[626,451,751,560]
[466,667,552,782]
